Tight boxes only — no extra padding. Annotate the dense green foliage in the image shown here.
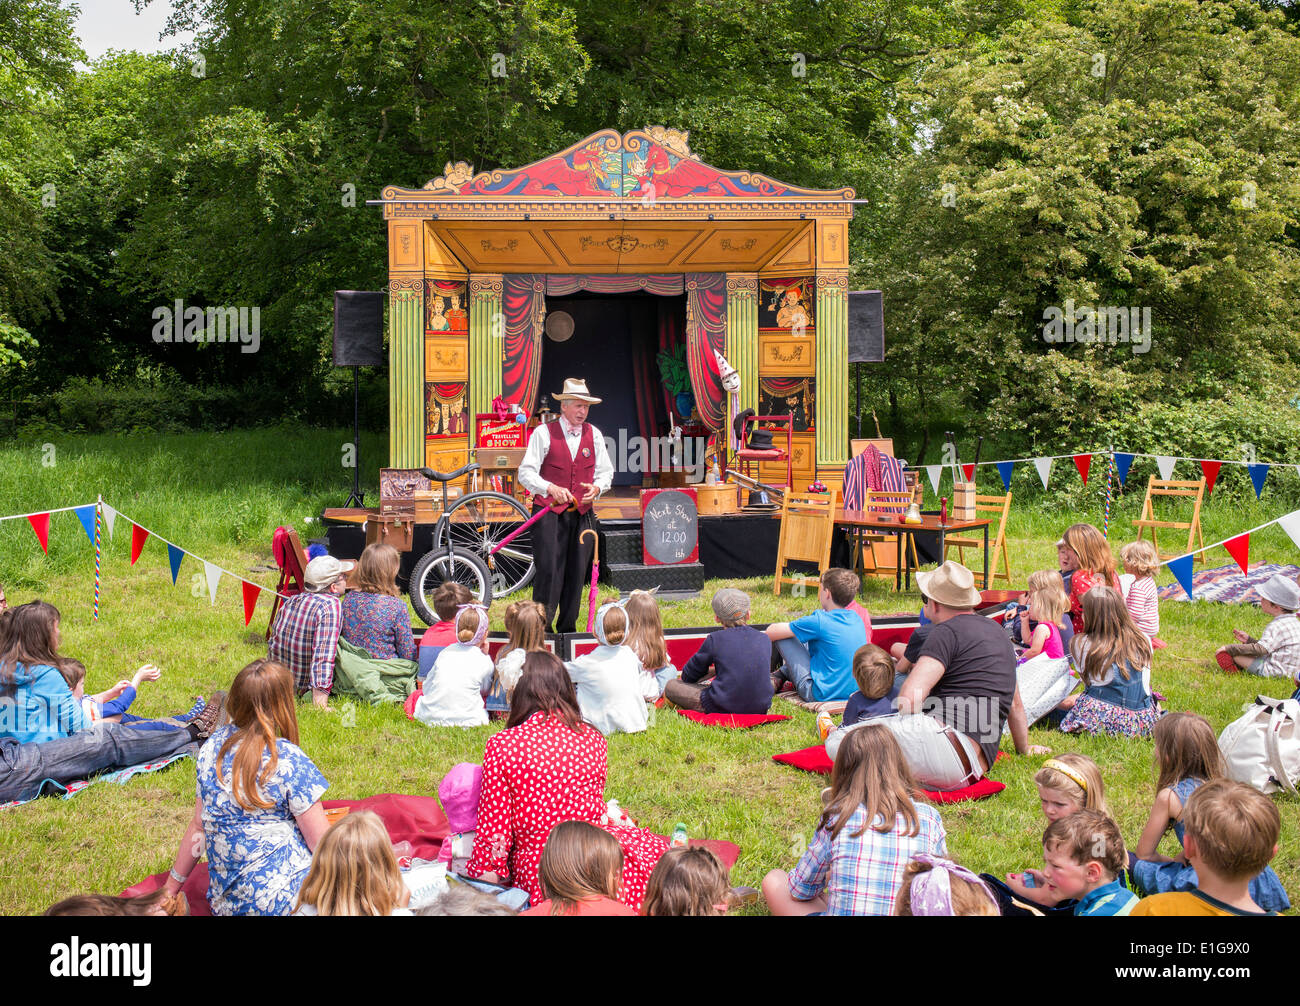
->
[0,0,1297,457]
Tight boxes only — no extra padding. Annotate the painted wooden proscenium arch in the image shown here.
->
[380,127,856,495]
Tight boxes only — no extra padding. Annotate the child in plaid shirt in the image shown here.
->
[762,723,947,916]
[1215,573,1300,680]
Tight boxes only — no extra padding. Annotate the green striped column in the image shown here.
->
[469,274,504,422]
[815,271,849,469]
[388,277,424,467]
[726,274,759,414]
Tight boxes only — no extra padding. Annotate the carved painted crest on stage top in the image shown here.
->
[417,128,855,202]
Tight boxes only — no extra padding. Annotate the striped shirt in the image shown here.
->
[268,591,342,693]
[1124,575,1159,636]
[788,802,947,916]
[1255,613,1300,680]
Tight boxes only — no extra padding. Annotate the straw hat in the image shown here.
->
[1258,573,1300,612]
[915,560,982,610]
[553,377,601,404]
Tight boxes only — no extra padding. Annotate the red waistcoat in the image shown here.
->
[534,420,597,514]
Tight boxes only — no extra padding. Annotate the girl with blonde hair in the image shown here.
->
[1058,587,1159,737]
[565,602,657,736]
[762,724,947,916]
[164,659,330,916]
[295,810,412,916]
[624,590,678,697]
[488,600,547,714]
[340,542,415,661]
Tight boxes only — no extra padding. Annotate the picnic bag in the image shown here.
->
[1218,695,1300,796]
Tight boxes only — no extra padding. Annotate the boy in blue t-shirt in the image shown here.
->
[765,568,866,702]
[1030,811,1136,917]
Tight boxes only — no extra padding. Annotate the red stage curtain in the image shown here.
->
[502,275,546,415]
[685,273,727,430]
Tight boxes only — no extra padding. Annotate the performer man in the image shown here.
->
[516,378,614,633]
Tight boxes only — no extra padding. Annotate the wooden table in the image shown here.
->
[835,511,993,591]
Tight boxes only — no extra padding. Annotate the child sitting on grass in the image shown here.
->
[294,810,412,916]
[60,658,205,731]
[642,845,732,916]
[1215,573,1300,679]
[1119,540,1162,648]
[1016,574,1069,663]
[762,723,947,916]
[765,567,866,702]
[486,600,547,714]
[1132,780,1283,916]
[842,644,896,726]
[1131,712,1289,912]
[625,589,678,698]
[664,588,772,715]
[893,856,1000,916]
[1001,754,1110,908]
[1036,811,1136,915]
[413,605,495,727]
[521,821,636,916]
[418,582,473,676]
[566,602,656,736]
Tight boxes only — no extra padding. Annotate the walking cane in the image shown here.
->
[580,528,600,633]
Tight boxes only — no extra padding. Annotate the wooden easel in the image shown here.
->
[1132,477,1207,564]
[773,489,839,595]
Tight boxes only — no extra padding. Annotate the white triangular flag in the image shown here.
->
[204,561,222,604]
[102,504,117,539]
[1277,511,1300,550]
[1295,465,1300,479]
[1033,457,1053,489]
[1156,455,1175,481]
[926,465,942,495]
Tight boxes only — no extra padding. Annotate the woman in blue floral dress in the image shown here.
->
[164,659,330,916]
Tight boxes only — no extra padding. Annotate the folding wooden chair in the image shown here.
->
[1132,476,1207,563]
[266,526,311,639]
[942,492,1013,588]
[774,488,839,595]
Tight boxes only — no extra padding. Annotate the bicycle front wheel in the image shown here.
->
[442,491,536,597]
[409,545,493,625]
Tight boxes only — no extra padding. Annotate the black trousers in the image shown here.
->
[531,507,598,633]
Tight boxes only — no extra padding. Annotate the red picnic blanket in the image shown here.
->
[771,746,1007,804]
[676,710,790,729]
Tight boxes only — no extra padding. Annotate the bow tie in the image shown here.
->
[565,425,581,438]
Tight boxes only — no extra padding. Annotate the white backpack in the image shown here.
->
[1218,695,1300,796]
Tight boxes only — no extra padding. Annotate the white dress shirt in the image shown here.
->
[516,419,614,499]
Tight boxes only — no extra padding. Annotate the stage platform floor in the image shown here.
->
[322,487,778,524]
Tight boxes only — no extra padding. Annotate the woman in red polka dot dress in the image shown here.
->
[464,651,668,910]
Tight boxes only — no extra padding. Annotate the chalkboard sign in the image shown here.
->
[640,488,699,566]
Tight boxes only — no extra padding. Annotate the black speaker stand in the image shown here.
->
[344,365,364,508]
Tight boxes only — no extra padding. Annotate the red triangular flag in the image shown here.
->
[26,513,49,554]
[1073,453,1092,486]
[130,523,149,566]
[241,581,261,626]
[1200,459,1221,494]
[961,464,975,482]
[1224,533,1250,575]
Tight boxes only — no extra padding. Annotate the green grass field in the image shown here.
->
[0,429,1297,915]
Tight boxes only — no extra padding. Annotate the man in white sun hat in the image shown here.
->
[268,554,355,709]
[827,560,1046,791]
[517,378,614,633]
[1215,572,1300,680]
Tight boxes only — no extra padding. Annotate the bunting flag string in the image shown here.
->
[1159,508,1300,598]
[0,498,287,622]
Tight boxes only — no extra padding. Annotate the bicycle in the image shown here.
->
[407,463,537,625]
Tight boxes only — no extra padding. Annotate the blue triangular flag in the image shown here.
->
[1168,554,1195,599]
[996,461,1014,491]
[167,543,185,585]
[73,505,96,544]
[1113,452,1134,486]
[1248,463,1270,499]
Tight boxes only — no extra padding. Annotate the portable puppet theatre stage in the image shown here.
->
[378,127,855,500]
